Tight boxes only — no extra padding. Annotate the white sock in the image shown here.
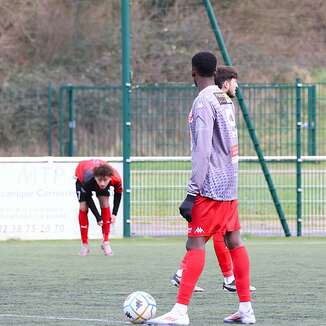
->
[173,303,188,314]
[239,302,252,312]
[176,269,183,278]
[224,275,235,284]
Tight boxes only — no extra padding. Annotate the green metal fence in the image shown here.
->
[45,82,326,236]
[130,157,326,237]
[51,82,325,157]
[239,83,317,156]
[49,85,122,156]
[316,83,326,154]
[5,82,311,156]
[0,82,325,235]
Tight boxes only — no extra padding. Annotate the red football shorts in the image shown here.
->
[188,196,240,237]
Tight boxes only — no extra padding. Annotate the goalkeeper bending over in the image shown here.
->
[75,159,122,256]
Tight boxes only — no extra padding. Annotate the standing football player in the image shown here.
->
[147,53,256,325]
[170,66,256,295]
[75,159,122,256]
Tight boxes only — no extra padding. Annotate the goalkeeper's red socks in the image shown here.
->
[230,245,251,302]
[78,210,89,244]
[101,207,111,242]
[213,232,233,277]
[177,249,205,305]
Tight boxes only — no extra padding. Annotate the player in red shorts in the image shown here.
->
[148,53,255,325]
[170,66,256,295]
[75,159,122,256]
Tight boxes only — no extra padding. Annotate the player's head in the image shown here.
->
[191,51,217,86]
[93,164,113,189]
[215,66,238,98]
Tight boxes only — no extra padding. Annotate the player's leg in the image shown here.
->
[148,236,207,325]
[216,232,256,293]
[177,236,207,304]
[148,196,215,325]
[98,195,113,256]
[78,201,90,256]
[170,253,205,292]
[76,181,90,256]
[213,231,236,292]
[217,211,256,294]
[223,201,256,324]
[171,254,187,288]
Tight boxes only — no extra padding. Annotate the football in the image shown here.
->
[123,291,157,324]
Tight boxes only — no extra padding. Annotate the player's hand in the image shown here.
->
[111,214,116,224]
[97,219,103,227]
[179,194,196,222]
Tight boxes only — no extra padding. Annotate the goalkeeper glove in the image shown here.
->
[179,194,196,222]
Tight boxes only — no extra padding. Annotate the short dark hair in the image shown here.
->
[93,164,113,178]
[192,52,217,77]
[214,66,238,88]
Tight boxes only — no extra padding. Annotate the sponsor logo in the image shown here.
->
[194,227,204,234]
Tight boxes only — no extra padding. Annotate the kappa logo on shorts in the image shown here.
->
[194,227,204,234]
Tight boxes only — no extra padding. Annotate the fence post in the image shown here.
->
[121,0,131,237]
[58,86,65,156]
[308,85,317,156]
[47,82,52,156]
[67,85,75,156]
[296,79,303,236]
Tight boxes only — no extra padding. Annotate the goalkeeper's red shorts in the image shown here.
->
[188,196,240,238]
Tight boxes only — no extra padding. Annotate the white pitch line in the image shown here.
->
[0,313,129,324]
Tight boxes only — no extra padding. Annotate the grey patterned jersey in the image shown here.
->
[187,85,239,200]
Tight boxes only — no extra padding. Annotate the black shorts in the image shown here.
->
[75,180,110,202]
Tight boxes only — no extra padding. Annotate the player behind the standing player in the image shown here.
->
[75,159,122,256]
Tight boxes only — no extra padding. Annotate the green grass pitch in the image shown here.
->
[0,238,325,326]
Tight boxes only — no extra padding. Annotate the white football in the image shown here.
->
[123,291,157,324]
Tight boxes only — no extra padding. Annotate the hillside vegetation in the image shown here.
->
[0,0,325,156]
[0,0,325,86]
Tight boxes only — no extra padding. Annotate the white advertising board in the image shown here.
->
[0,157,123,240]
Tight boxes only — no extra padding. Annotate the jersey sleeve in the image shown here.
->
[110,172,123,193]
[187,96,215,195]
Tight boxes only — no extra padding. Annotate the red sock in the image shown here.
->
[213,233,233,277]
[101,207,111,242]
[177,249,205,305]
[179,254,188,270]
[78,210,89,244]
[230,246,251,302]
